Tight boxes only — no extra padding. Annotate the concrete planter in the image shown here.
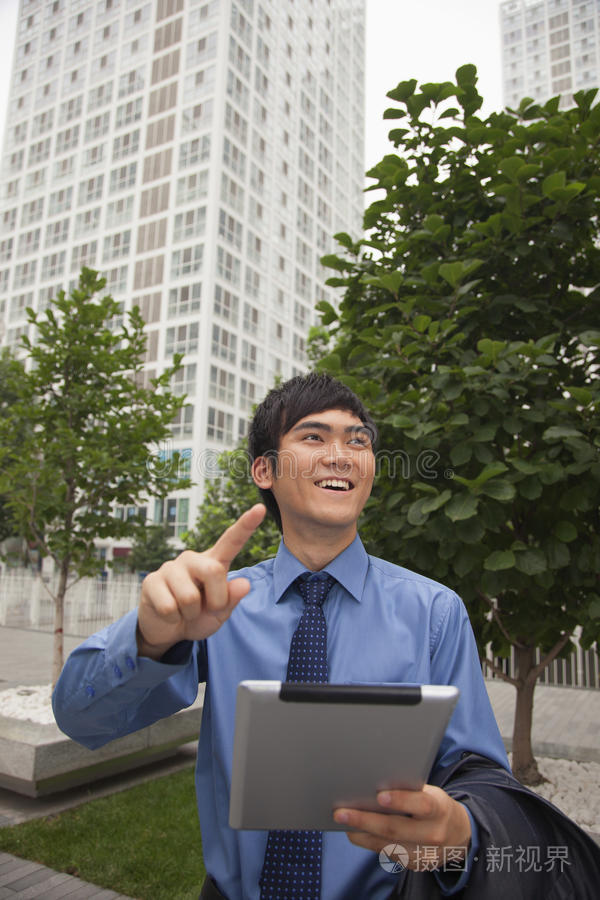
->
[0,687,204,797]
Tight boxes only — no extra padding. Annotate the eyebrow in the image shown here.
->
[291,420,370,436]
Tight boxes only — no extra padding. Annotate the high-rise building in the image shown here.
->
[0,0,365,548]
[500,0,599,109]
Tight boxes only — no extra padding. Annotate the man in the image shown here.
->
[53,374,599,899]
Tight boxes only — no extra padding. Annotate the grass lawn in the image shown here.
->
[0,767,205,899]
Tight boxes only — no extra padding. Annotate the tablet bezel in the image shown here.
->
[229,680,459,831]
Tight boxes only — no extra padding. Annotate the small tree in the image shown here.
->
[316,68,600,783]
[185,442,280,568]
[128,523,177,574]
[0,269,189,684]
[0,349,28,543]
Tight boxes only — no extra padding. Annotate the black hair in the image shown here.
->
[248,372,377,531]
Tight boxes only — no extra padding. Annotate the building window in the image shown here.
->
[209,365,235,405]
[154,496,190,537]
[173,207,207,241]
[213,285,239,324]
[218,209,243,249]
[211,323,237,363]
[45,219,70,247]
[172,363,197,396]
[179,137,211,172]
[171,245,204,278]
[241,339,261,376]
[41,251,66,280]
[176,170,209,205]
[207,407,234,444]
[71,241,98,272]
[216,247,241,285]
[165,322,199,355]
[239,377,257,412]
[168,283,202,317]
[106,196,134,227]
[103,230,131,261]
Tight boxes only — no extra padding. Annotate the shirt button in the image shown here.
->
[113,665,122,679]
[85,685,95,698]
[125,656,135,670]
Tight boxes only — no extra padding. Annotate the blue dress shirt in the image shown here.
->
[53,535,509,900]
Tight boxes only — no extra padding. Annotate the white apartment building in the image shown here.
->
[500,0,599,108]
[0,0,365,550]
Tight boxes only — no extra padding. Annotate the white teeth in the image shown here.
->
[316,479,351,490]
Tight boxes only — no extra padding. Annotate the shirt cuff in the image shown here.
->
[432,805,479,896]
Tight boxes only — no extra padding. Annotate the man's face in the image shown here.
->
[253,408,376,538]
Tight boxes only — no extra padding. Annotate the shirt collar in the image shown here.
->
[273,533,369,603]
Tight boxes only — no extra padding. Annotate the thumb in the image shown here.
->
[227,576,252,608]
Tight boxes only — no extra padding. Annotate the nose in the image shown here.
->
[322,439,352,472]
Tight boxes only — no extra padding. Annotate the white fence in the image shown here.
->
[0,569,141,637]
[1,569,598,688]
[484,638,600,691]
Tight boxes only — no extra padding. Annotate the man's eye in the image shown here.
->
[303,433,322,441]
[350,436,368,446]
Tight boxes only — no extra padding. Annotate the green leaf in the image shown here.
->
[588,597,600,619]
[387,413,414,428]
[567,386,593,405]
[450,442,472,466]
[383,107,408,119]
[413,315,432,333]
[542,171,566,197]
[445,493,479,522]
[515,549,547,576]
[552,521,577,542]
[542,425,582,441]
[421,489,452,515]
[387,79,418,102]
[472,463,508,487]
[480,480,516,501]
[407,498,429,526]
[484,550,516,571]
[546,538,570,569]
[315,300,338,325]
[517,478,542,500]
[456,64,477,87]
[379,271,404,295]
[438,262,464,288]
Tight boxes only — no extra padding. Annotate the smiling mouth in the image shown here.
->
[315,479,354,491]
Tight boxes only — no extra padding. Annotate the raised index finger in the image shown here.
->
[208,503,267,569]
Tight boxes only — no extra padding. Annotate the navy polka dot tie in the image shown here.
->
[259,572,335,900]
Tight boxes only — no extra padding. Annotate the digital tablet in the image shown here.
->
[229,680,459,831]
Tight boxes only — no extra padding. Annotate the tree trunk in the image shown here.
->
[511,645,546,785]
[52,560,69,688]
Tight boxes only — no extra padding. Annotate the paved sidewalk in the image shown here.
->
[0,851,135,898]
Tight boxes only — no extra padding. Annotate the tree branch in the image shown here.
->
[479,591,528,650]
[529,632,572,683]
[483,656,519,688]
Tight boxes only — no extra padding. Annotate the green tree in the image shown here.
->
[185,441,280,569]
[0,269,189,684]
[0,349,29,543]
[316,66,600,783]
[128,523,177,574]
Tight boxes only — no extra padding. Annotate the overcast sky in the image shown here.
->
[0,0,504,180]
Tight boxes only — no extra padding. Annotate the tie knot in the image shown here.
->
[297,572,334,607]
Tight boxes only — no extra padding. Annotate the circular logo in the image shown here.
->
[379,843,409,873]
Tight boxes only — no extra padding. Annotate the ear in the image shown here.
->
[251,455,274,490]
